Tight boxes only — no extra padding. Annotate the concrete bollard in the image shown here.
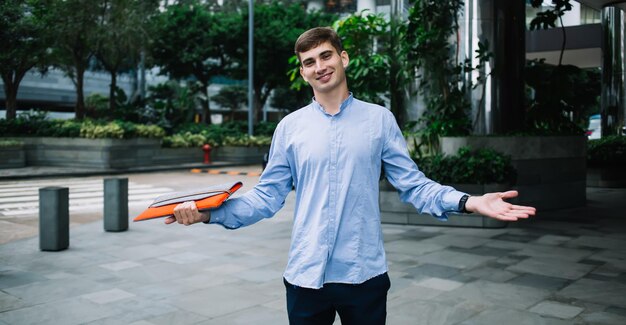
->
[104,178,128,232]
[39,187,69,251]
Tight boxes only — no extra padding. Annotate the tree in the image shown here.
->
[94,0,158,112]
[242,1,336,122]
[0,0,50,120]
[212,85,247,121]
[149,1,242,124]
[47,0,101,120]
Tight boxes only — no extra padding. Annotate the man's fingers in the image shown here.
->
[499,190,519,199]
[164,216,176,224]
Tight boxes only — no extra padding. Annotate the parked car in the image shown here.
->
[587,114,601,140]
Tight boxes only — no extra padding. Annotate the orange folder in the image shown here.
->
[134,181,243,222]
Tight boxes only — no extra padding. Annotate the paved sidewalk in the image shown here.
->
[1,166,625,324]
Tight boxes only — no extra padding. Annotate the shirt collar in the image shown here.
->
[312,93,354,116]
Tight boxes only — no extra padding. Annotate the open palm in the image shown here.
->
[466,190,536,221]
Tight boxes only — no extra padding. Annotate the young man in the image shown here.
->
[169,27,536,325]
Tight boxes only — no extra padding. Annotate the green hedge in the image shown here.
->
[414,147,516,185]
[0,117,165,139]
[588,136,626,167]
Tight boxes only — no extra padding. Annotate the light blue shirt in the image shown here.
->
[210,94,467,289]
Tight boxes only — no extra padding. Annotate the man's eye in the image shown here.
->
[303,61,314,67]
[322,54,332,60]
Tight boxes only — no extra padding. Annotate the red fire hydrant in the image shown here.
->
[202,144,212,164]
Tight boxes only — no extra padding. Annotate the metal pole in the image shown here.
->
[103,178,128,232]
[248,0,254,136]
[39,187,69,251]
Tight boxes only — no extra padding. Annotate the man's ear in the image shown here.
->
[341,51,349,69]
[299,66,308,83]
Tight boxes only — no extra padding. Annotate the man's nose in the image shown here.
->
[315,60,326,72]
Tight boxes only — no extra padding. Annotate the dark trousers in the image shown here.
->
[284,273,391,325]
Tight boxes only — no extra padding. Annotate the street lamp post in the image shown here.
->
[248,0,254,136]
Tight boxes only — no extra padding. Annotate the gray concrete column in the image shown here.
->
[601,6,626,136]
[104,178,128,232]
[458,0,525,135]
[39,187,69,251]
[357,0,376,13]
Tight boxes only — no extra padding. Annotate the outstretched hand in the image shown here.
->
[465,190,535,221]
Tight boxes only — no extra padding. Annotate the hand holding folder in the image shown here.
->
[134,181,243,222]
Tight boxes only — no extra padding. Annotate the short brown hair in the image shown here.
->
[294,27,344,61]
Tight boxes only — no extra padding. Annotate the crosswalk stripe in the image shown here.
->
[0,178,173,218]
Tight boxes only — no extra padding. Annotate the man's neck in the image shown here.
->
[314,87,350,115]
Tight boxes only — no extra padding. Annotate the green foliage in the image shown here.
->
[334,11,390,106]
[223,135,272,147]
[142,81,202,132]
[529,0,573,30]
[246,1,337,120]
[588,136,626,167]
[162,132,215,148]
[414,147,516,185]
[406,0,472,152]
[212,85,247,120]
[524,60,598,135]
[0,116,164,139]
[0,139,23,148]
[0,0,51,119]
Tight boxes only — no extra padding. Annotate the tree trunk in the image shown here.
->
[201,81,211,125]
[2,79,18,120]
[75,66,86,120]
[109,71,117,112]
[2,71,27,120]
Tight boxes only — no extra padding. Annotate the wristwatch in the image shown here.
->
[458,194,470,213]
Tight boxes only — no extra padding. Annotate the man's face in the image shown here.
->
[299,41,349,95]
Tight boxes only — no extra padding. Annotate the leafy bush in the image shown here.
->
[0,139,22,147]
[588,136,626,167]
[223,135,272,147]
[162,132,218,148]
[414,147,516,185]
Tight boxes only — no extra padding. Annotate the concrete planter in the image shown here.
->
[154,147,205,165]
[380,180,508,228]
[587,166,626,188]
[0,143,26,168]
[19,137,161,169]
[212,146,270,163]
[440,136,587,210]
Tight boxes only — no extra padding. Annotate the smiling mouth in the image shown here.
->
[316,72,333,81]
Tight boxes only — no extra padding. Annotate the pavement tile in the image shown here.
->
[387,299,480,325]
[580,311,626,325]
[0,291,25,313]
[558,278,626,308]
[157,252,210,264]
[0,270,47,290]
[566,236,626,250]
[0,297,117,325]
[458,306,570,325]
[416,250,496,269]
[605,306,626,317]
[3,277,111,305]
[81,288,136,304]
[418,234,490,249]
[462,266,518,283]
[492,233,542,243]
[529,300,584,319]
[200,305,289,325]
[415,277,464,291]
[506,257,595,280]
[514,244,595,262]
[508,273,572,291]
[433,280,550,310]
[404,263,461,279]
[98,260,143,271]
[533,234,575,246]
[448,245,514,257]
[168,283,276,318]
[144,310,208,325]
